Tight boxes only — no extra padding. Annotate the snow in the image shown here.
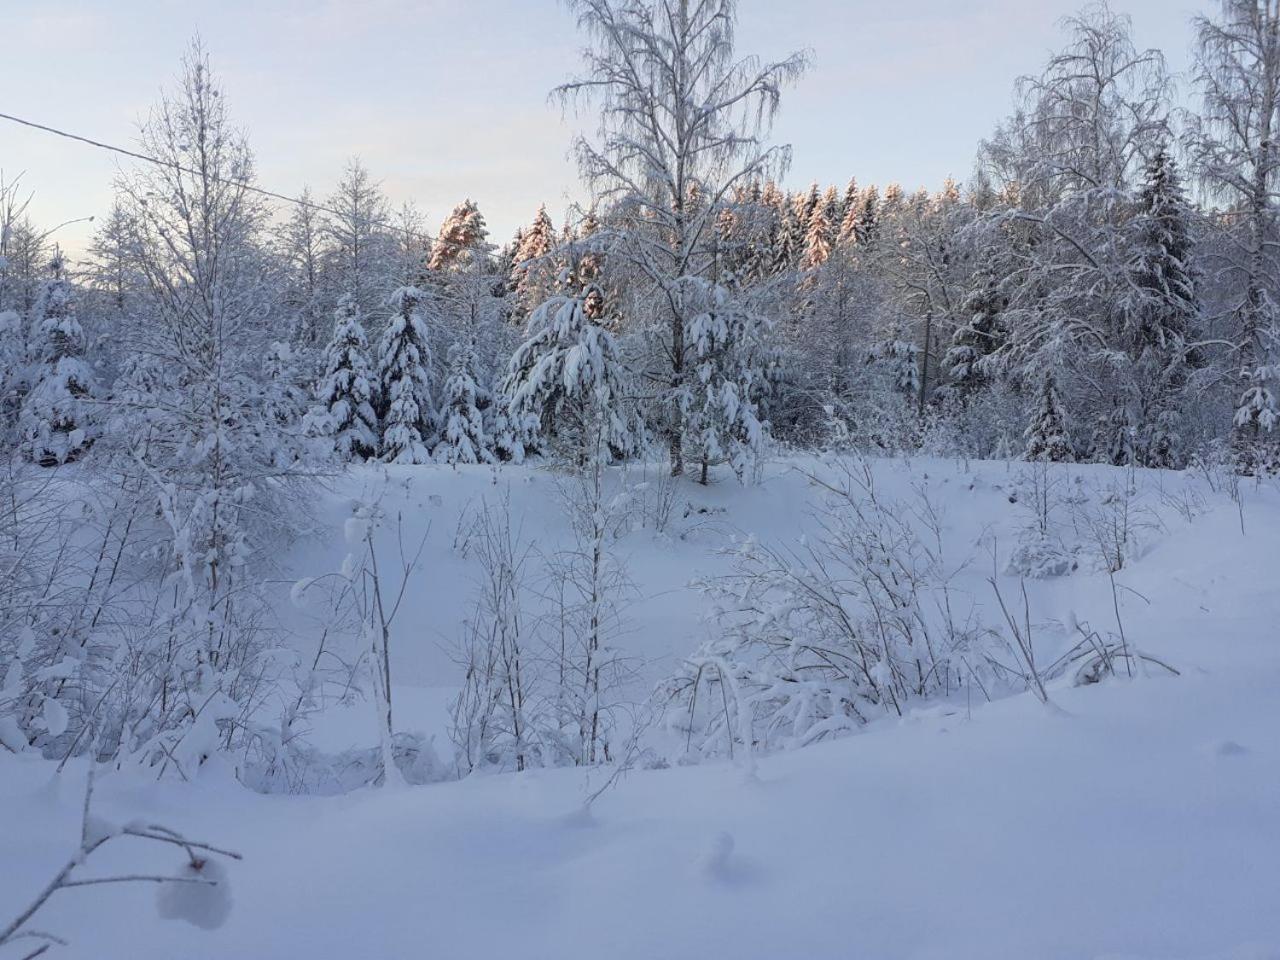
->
[2,455,1279,958]
[154,858,233,931]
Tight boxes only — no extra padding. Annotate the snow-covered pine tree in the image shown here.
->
[759,181,789,275]
[1025,373,1074,462]
[312,296,379,461]
[377,286,435,464]
[503,280,639,465]
[511,205,557,317]
[19,254,97,466]
[882,183,906,220]
[429,199,491,273]
[436,340,492,466]
[790,186,818,260]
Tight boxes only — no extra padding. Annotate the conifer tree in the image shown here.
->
[436,340,492,465]
[837,178,860,244]
[789,186,818,258]
[20,254,97,466]
[1025,373,1074,462]
[685,278,779,482]
[511,205,557,315]
[429,199,492,273]
[1118,146,1200,467]
[801,193,834,270]
[489,387,536,463]
[882,182,906,218]
[377,286,435,464]
[943,266,1005,396]
[312,296,379,461]
[0,309,23,448]
[855,185,880,247]
[772,204,799,274]
[820,184,842,247]
[503,281,639,464]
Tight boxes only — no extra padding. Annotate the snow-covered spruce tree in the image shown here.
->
[942,264,1006,399]
[311,296,379,461]
[857,331,924,452]
[19,255,97,466]
[801,190,834,271]
[109,41,311,771]
[377,286,435,464]
[261,340,309,466]
[555,0,806,476]
[1025,373,1074,463]
[685,276,779,483]
[1113,147,1201,467]
[510,205,558,318]
[488,389,536,464]
[1188,0,1280,472]
[503,280,640,465]
[0,309,23,449]
[853,185,880,247]
[436,340,492,465]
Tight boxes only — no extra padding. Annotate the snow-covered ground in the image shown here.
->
[3,455,1279,959]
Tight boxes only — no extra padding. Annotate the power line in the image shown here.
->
[0,109,438,243]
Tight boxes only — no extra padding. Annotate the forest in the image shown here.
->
[1,2,1278,958]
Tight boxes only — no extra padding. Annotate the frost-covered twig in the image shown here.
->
[0,769,242,955]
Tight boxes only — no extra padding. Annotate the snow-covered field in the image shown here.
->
[3,455,1279,959]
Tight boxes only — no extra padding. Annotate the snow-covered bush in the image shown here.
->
[539,435,637,766]
[664,457,992,759]
[448,495,545,774]
[1069,469,1165,573]
[1004,462,1079,578]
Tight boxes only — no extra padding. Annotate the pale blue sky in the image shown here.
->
[1,0,1202,257]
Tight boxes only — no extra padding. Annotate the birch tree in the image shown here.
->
[555,0,806,475]
[1188,0,1280,471]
